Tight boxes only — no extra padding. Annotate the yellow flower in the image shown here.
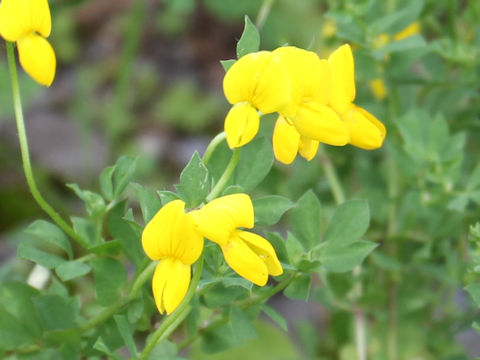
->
[223,51,291,148]
[0,0,56,86]
[369,78,387,100]
[142,200,204,314]
[190,194,283,286]
[393,21,420,41]
[270,46,349,164]
[328,44,386,150]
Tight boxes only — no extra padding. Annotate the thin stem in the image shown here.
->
[5,42,88,248]
[255,0,275,29]
[139,257,204,359]
[205,148,241,202]
[318,146,346,204]
[202,132,226,165]
[79,261,157,332]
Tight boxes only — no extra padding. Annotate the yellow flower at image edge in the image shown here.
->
[190,194,283,286]
[142,200,204,314]
[0,0,56,86]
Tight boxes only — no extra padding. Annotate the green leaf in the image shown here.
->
[285,232,304,264]
[290,190,321,251]
[17,241,66,269]
[377,34,426,56]
[127,296,145,324]
[284,274,311,301]
[67,184,106,218]
[33,294,76,331]
[71,216,97,246]
[99,165,116,201]
[236,15,260,58]
[93,337,122,360]
[230,307,257,342]
[157,190,182,206]
[132,183,162,224]
[370,0,423,34]
[55,261,91,281]
[323,199,370,247]
[260,305,288,331]
[0,282,41,349]
[220,59,236,71]
[320,240,378,273]
[467,164,480,190]
[465,283,480,306]
[264,232,289,265]
[175,151,210,208]
[107,202,144,266]
[112,155,137,199]
[88,240,123,256]
[114,315,137,358]
[253,196,294,226]
[234,137,274,191]
[90,258,127,306]
[25,220,73,259]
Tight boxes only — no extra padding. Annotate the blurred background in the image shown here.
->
[1,0,480,358]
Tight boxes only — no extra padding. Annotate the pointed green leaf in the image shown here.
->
[320,240,378,273]
[67,184,106,218]
[55,261,91,281]
[284,274,311,301]
[90,258,127,306]
[221,59,236,71]
[253,196,294,226]
[33,294,76,331]
[100,165,116,201]
[25,220,73,259]
[236,15,260,58]
[132,183,162,224]
[17,242,66,269]
[112,155,138,199]
[261,305,288,331]
[290,190,321,251]
[114,315,137,358]
[323,199,370,247]
[465,283,480,306]
[175,151,210,208]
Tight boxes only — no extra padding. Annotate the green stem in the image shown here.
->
[318,146,346,204]
[79,261,157,332]
[255,0,275,29]
[205,148,241,202]
[203,132,226,165]
[5,42,88,248]
[139,257,204,359]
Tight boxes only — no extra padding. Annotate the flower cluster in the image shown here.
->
[0,0,56,86]
[223,44,386,164]
[142,194,282,314]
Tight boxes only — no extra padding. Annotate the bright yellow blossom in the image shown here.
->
[0,0,56,86]
[393,21,421,41]
[271,46,349,164]
[369,78,387,101]
[142,200,204,314]
[328,44,386,150]
[223,51,290,148]
[190,193,283,286]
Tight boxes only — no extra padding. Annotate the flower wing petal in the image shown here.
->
[272,115,300,165]
[328,44,355,114]
[298,136,319,161]
[221,234,268,286]
[190,193,254,245]
[238,231,283,276]
[225,103,260,148]
[293,102,349,146]
[17,34,56,87]
[344,105,386,150]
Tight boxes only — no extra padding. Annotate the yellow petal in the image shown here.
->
[237,231,283,276]
[272,115,300,165]
[190,193,254,246]
[393,21,420,41]
[152,259,191,314]
[369,78,387,101]
[223,51,291,114]
[292,101,349,146]
[224,102,260,149]
[0,0,51,41]
[221,234,268,286]
[17,34,56,87]
[328,44,355,114]
[298,136,319,161]
[142,200,204,264]
[343,105,386,150]
[273,46,331,106]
